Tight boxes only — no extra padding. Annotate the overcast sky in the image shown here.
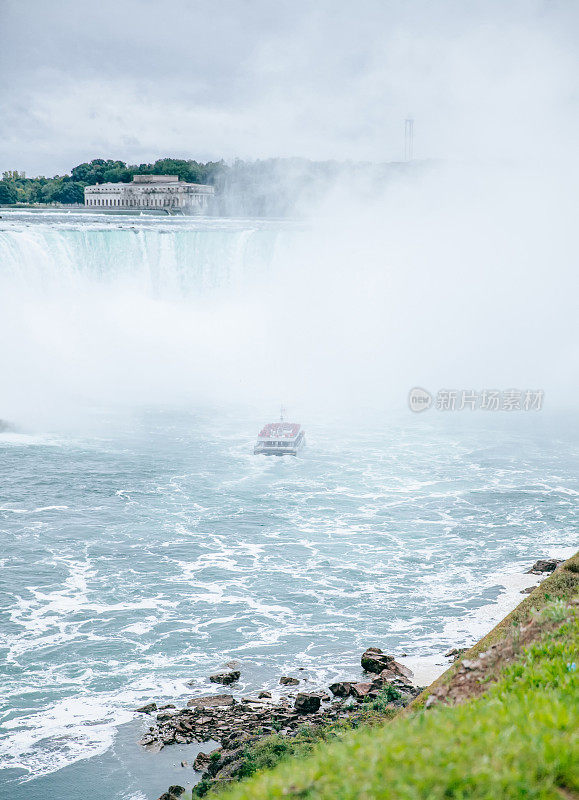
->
[1,0,578,176]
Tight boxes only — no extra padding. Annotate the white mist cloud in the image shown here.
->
[1,0,578,172]
[0,1,577,425]
[1,153,577,429]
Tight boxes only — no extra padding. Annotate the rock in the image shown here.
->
[372,660,413,680]
[350,682,372,698]
[258,691,272,699]
[361,647,397,674]
[444,647,468,660]
[157,787,185,800]
[193,751,212,772]
[527,558,564,574]
[143,740,164,753]
[135,702,157,714]
[222,731,256,749]
[369,674,387,690]
[208,747,244,777]
[214,757,244,780]
[328,681,352,697]
[210,671,240,685]
[424,695,439,709]
[279,676,300,685]
[368,669,391,686]
[158,704,176,710]
[521,585,538,594]
[294,693,321,714]
[392,660,414,679]
[187,694,235,708]
[460,659,477,670]
[156,711,177,722]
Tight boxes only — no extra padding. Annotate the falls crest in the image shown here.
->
[0,221,282,296]
[0,218,293,422]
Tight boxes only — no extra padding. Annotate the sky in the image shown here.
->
[1,0,578,176]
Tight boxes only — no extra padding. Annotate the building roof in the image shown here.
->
[85,179,214,192]
[133,175,179,183]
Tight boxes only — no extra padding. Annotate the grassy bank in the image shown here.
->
[184,553,578,800]
[410,550,579,710]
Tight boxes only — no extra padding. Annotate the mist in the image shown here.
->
[1,0,578,427]
[1,156,577,428]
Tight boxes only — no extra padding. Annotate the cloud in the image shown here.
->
[0,0,578,174]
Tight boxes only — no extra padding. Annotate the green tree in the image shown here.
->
[2,170,25,181]
[49,180,85,204]
[0,182,18,204]
[71,159,129,185]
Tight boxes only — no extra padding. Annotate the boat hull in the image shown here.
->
[254,434,306,456]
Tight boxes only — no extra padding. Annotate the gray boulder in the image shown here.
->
[350,682,372,698]
[527,558,564,574]
[328,681,352,697]
[210,671,240,685]
[135,702,157,714]
[187,694,235,708]
[294,693,321,714]
[361,648,412,679]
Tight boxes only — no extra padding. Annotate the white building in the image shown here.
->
[84,174,214,213]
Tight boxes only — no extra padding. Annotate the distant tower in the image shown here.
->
[404,118,414,162]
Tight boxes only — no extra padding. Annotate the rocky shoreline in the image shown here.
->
[143,557,564,800]
[138,648,421,799]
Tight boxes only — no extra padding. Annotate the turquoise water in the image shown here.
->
[0,212,577,800]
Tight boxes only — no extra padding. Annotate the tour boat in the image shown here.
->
[253,412,305,456]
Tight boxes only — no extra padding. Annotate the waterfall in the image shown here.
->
[0,215,297,424]
[0,219,282,297]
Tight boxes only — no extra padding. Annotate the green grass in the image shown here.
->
[194,600,578,799]
[411,552,579,710]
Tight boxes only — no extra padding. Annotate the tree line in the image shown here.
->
[0,156,413,215]
[0,158,224,205]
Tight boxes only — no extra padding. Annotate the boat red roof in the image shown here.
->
[258,422,301,439]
